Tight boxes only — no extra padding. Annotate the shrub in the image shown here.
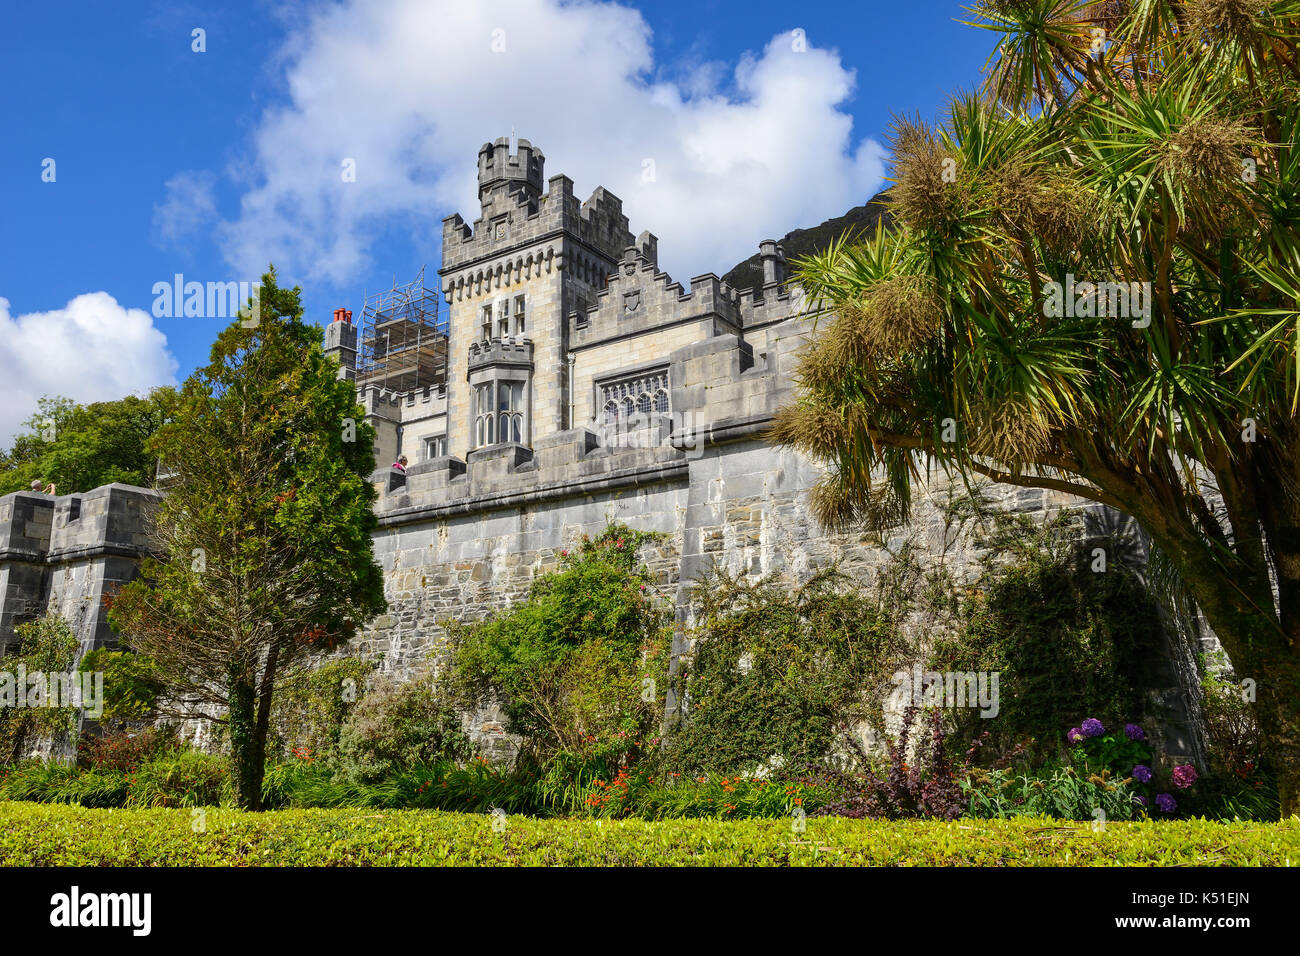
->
[445,523,671,763]
[1200,658,1260,778]
[808,707,973,821]
[1,804,1294,866]
[1064,716,1201,818]
[581,767,829,820]
[334,674,473,783]
[126,750,227,808]
[269,656,377,761]
[1,748,228,809]
[76,725,181,772]
[265,757,557,814]
[1191,652,1280,819]
[931,512,1163,762]
[662,566,906,777]
[1066,718,1153,779]
[0,614,80,763]
[77,647,165,721]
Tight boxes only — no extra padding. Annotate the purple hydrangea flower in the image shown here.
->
[1172,764,1198,789]
[1132,764,1153,784]
[1067,727,1084,744]
[1136,795,1148,807]
[1124,723,1145,741]
[1081,718,1105,738]
[1155,793,1177,813]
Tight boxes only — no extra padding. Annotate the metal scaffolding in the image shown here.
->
[356,266,447,392]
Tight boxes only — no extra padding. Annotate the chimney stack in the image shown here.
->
[759,240,787,286]
[324,307,358,379]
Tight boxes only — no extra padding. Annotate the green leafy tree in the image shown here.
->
[0,615,80,764]
[108,270,386,809]
[0,389,178,495]
[78,648,166,722]
[773,1,1300,811]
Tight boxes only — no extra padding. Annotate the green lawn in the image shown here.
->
[1,802,1296,865]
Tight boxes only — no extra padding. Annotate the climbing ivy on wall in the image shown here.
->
[0,614,80,764]
[662,506,1166,776]
[931,511,1164,762]
[661,567,910,776]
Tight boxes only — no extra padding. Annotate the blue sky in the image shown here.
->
[0,0,993,443]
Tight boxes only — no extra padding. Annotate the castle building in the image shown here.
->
[323,136,803,476]
[0,137,1211,764]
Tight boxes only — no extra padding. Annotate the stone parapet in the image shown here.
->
[0,485,159,652]
[467,337,534,372]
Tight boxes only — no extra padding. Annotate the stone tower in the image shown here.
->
[439,135,634,460]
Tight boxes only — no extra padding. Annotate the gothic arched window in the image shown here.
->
[597,368,671,427]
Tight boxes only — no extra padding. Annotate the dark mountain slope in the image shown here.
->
[721,190,893,292]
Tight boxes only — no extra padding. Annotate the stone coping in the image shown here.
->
[0,542,154,565]
[374,459,689,528]
[670,413,774,449]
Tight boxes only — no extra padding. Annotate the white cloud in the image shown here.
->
[0,294,179,446]
[153,170,219,246]
[217,0,885,286]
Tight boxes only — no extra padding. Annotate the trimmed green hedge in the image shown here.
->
[1,802,1295,866]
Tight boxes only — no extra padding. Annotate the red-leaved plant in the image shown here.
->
[809,706,982,820]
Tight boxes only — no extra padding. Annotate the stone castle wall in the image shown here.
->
[0,484,160,658]
[354,321,1211,763]
[0,314,1215,765]
[0,484,160,756]
[0,421,1211,766]
[0,137,1216,767]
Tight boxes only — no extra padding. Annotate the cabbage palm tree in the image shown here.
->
[773,0,1300,812]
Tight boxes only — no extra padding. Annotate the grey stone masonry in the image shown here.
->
[0,484,160,656]
[0,138,1219,767]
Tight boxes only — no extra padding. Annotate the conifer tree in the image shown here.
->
[110,270,385,809]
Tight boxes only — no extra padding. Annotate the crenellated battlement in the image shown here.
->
[567,244,744,347]
[477,136,545,207]
[367,318,803,518]
[440,139,633,280]
[467,336,534,372]
[0,484,160,653]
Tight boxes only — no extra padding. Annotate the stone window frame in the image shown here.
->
[595,363,670,427]
[470,371,531,449]
[424,434,447,460]
[482,295,527,343]
[497,297,511,338]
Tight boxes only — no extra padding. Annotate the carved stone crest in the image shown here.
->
[624,290,641,313]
